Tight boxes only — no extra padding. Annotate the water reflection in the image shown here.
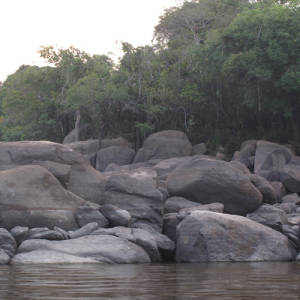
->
[0,263,299,299]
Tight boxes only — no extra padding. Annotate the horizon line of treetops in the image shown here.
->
[0,0,299,154]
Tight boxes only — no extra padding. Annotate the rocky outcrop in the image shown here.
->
[176,211,296,262]
[0,165,86,230]
[167,157,262,215]
[134,130,192,163]
[280,157,300,193]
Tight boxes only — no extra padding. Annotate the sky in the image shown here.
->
[0,0,177,82]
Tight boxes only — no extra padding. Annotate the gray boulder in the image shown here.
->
[254,140,293,181]
[246,204,288,231]
[99,204,131,227]
[0,141,87,171]
[67,140,100,165]
[163,213,180,243]
[177,203,224,220]
[234,140,257,169]
[0,165,86,230]
[69,222,99,239]
[280,157,300,193]
[67,163,107,204]
[75,205,108,228]
[0,249,10,265]
[270,181,286,202]
[103,173,164,231]
[15,235,150,264]
[249,174,277,204]
[167,157,262,215]
[176,211,296,262]
[164,197,200,214]
[134,130,192,163]
[192,143,207,155]
[27,228,65,241]
[0,228,17,258]
[96,146,135,172]
[10,226,29,245]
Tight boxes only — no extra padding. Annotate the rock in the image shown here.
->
[103,173,164,231]
[10,226,29,245]
[28,228,65,240]
[176,211,296,262]
[282,194,300,206]
[0,228,17,257]
[67,163,107,204]
[130,224,175,252]
[100,137,132,149]
[216,152,226,161]
[69,222,99,239]
[254,140,293,181]
[275,203,298,214]
[31,160,71,188]
[75,205,109,228]
[16,235,150,264]
[177,203,224,220]
[270,182,286,202]
[249,175,276,204]
[235,140,257,169]
[288,215,300,226]
[164,197,201,214]
[134,130,192,163]
[11,250,106,264]
[132,229,161,262]
[0,141,87,171]
[0,249,10,265]
[99,204,131,227]
[230,161,251,175]
[67,139,100,163]
[0,165,86,230]
[246,204,288,231]
[280,157,300,193]
[96,146,135,172]
[167,157,262,215]
[53,227,69,240]
[163,213,180,243]
[91,227,136,242]
[192,143,207,155]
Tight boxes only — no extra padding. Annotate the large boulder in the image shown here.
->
[280,157,300,193]
[134,130,192,163]
[13,235,150,264]
[0,141,87,171]
[233,140,257,170]
[249,175,276,204]
[67,163,107,204]
[254,140,293,181]
[176,211,296,262]
[167,157,262,215]
[103,173,164,231]
[96,146,135,172]
[0,165,86,230]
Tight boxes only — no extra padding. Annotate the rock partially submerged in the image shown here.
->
[176,211,296,262]
[13,235,150,264]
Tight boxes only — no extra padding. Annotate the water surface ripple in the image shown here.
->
[0,262,299,299]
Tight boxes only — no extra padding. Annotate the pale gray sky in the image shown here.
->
[0,0,176,82]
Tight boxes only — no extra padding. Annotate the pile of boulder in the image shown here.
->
[0,131,299,264]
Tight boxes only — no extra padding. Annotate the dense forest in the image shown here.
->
[0,0,299,153]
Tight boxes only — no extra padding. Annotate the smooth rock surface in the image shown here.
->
[176,211,296,262]
[16,235,150,264]
[0,165,86,230]
[167,157,262,215]
[134,130,192,163]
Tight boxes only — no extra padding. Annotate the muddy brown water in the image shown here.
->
[0,262,299,299]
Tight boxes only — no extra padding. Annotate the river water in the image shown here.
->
[0,262,299,299]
